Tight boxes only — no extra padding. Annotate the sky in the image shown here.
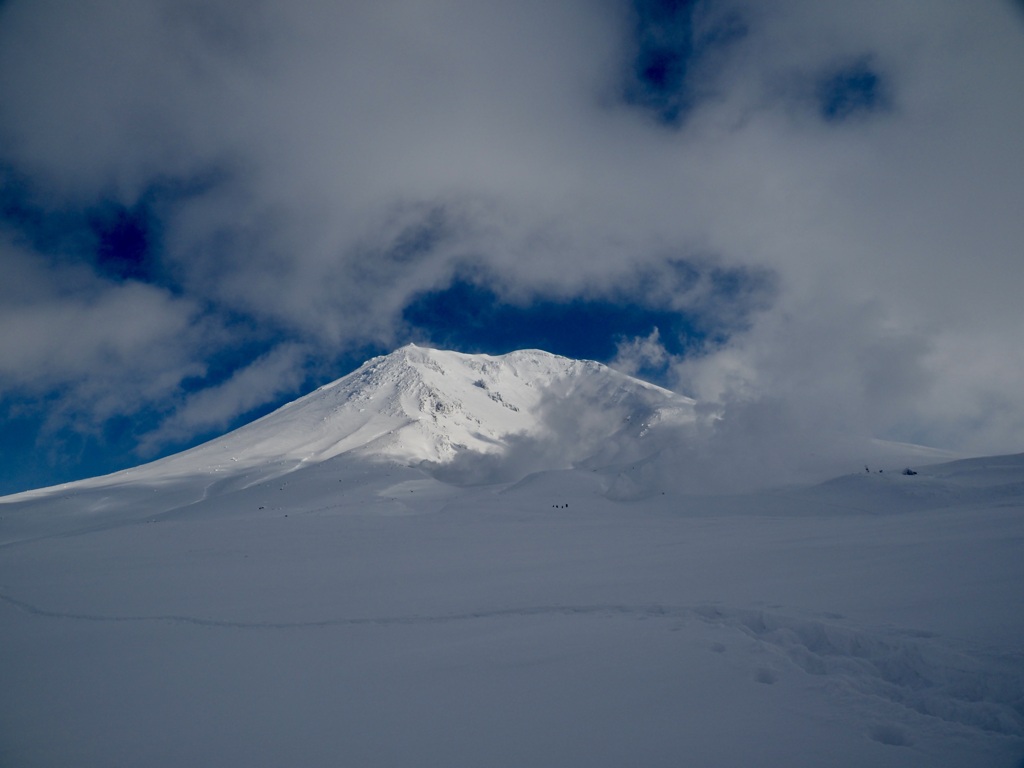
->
[0,0,1023,495]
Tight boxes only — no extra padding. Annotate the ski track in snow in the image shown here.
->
[3,589,1021,739]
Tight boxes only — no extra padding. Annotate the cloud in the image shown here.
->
[0,0,1022,484]
[611,328,668,377]
[136,341,310,454]
[422,365,684,486]
[0,233,207,428]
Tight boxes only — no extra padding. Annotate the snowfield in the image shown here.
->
[1,347,1021,767]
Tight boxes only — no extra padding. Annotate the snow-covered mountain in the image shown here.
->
[12,344,696,499]
[220,343,696,467]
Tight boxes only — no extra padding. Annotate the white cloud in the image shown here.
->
[136,342,310,454]
[0,0,1022,462]
[611,328,668,377]
[0,235,207,427]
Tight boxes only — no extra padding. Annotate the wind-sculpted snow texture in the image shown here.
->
[1,348,1022,767]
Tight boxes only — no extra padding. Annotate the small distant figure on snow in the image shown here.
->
[902,468,918,476]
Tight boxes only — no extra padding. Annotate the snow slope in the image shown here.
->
[1,347,1022,767]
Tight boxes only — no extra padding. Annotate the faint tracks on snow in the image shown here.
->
[3,589,1022,738]
[0,590,680,630]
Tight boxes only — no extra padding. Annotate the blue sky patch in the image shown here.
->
[817,59,889,122]
[0,166,223,290]
[624,0,746,125]
[0,395,164,496]
[89,201,160,282]
[402,278,699,368]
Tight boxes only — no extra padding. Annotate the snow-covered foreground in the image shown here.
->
[2,452,1023,767]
